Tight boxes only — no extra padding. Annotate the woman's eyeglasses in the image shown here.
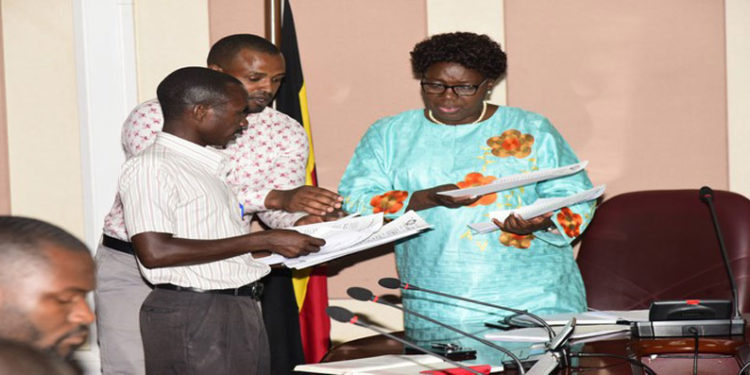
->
[420,79,487,96]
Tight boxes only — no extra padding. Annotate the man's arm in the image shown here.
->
[131,230,325,269]
[239,110,341,227]
[119,151,324,269]
[265,186,343,216]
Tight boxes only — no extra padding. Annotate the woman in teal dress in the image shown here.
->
[338,32,596,334]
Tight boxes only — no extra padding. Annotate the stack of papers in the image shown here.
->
[508,310,648,326]
[294,354,493,375]
[484,310,649,344]
[484,324,629,344]
[258,211,430,269]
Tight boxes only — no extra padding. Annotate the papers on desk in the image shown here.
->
[468,185,606,234]
[484,324,629,344]
[295,354,495,374]
[508,309,649,326]
[293,354,444,374]
[258,211,431,269]
[484,310,648,344]
[436,161,588,198]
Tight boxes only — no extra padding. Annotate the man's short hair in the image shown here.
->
[206,34,280,68]
[156,67,244,123]
[0,216,89,284]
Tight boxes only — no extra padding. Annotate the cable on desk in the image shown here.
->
[738,359,750,375]
[689,327,699,375]
[569,352,657,375]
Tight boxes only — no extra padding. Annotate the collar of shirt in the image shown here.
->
[245,106,272,122]
[155,132,229,176]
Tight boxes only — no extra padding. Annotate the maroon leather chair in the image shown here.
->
[577,189,750,312]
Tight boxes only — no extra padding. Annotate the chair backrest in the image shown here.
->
[577,189,750,312]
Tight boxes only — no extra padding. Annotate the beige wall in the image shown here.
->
[505,0,728,198]
[727,0,750,194]
[208,0,265,42]
[1,0,84,237]
[134,0,210,101]
[0,4,9,214]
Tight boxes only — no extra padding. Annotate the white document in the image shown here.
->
[292,354,443,374]
[259,211,431,269]
[294,354,497,375]
[257,213,381,266]
[437,161,588,198]
[484,324,629,343]
[468,185,606,234]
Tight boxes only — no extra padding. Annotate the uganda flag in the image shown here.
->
[275,0,331,365]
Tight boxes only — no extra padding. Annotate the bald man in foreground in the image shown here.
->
[0,216,95,362]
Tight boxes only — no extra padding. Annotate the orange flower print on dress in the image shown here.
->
[499,231,534,249]
[486,129,534,158]
[456,173,498,207]
[370,190,408,214]
[557,207,583,237]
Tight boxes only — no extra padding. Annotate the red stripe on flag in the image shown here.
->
[298,265,330,363]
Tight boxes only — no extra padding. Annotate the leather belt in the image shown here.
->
[154,282,264,300]
[102,234,135,255]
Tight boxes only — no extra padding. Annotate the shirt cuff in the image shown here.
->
[243,187,274,212]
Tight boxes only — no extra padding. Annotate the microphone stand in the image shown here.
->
[379,277,556,341]
[347,287,527,374]
[526,318,576,375]
[700,186,743,320]
[326,306,484,375]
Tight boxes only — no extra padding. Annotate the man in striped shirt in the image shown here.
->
[97,34,341,375]
[119,67,323,374]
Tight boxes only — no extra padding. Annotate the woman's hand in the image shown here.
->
[406,184,481,211]
[492,212,554,235]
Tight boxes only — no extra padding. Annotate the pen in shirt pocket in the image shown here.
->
[239,203,245,218]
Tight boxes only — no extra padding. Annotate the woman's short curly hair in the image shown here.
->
[410,32,507,80]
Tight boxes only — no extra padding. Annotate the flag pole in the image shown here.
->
[265,0,282,47]
[266,0,281,112]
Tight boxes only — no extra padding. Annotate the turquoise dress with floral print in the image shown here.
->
[338,107,596,333]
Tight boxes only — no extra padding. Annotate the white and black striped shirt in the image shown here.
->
[119,132,270,289]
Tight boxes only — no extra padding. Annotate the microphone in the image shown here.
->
[378,277,555,340]
[699,186,742,320]
[326,306,486,375]
[347,287,526,374]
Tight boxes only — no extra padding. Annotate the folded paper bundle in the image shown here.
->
[420,364,492,375]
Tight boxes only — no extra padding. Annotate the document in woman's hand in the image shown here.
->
[468,185,606,234]
[437,161,589,198]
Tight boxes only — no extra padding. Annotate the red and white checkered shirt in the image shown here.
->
[103,99,309,241]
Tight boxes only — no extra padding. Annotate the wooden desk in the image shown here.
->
[323,324,750,374]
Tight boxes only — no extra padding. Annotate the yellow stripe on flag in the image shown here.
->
[298,84,316,186]
[292,268,312,312]
[293,83,316,311]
